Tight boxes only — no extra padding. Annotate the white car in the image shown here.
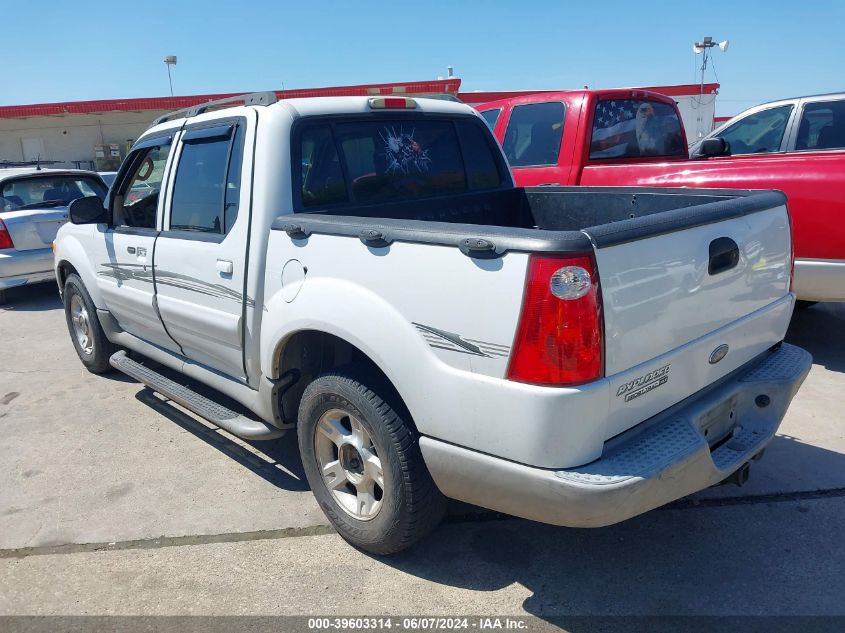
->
[54,93,811,554]
[0,168,107,303]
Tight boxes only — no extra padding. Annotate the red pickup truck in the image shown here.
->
[477,90,845,302]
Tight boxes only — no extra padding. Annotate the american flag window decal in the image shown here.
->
[589,99,686,160]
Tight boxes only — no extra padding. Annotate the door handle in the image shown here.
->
[127,246,136,254]
[216,259,234,275]
[709,237,740,275]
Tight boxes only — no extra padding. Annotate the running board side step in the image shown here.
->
[109,351,285,440]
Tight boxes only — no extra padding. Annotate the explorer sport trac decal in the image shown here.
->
[413,323,510,358]
[616,364,671,402]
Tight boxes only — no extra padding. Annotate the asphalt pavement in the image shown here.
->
[1,283,844,625]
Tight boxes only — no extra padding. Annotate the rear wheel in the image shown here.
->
[795,300,818,310]
[297,367,446,555]
[63,274,116,373]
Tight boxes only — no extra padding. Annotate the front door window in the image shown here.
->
[116,141,173,229]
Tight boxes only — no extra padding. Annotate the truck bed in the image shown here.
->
[271,185,793,466]
[275,186,786,256]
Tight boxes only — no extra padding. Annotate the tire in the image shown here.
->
[63,274,116,374]
[795,300,818,310]
[297,366,446,555]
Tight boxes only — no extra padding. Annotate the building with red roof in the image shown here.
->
[0,79,719,169]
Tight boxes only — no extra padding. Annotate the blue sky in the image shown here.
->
[5,0,843,116]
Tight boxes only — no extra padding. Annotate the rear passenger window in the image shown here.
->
[796,101,845,151]
[223,125,245,231]
[502,102,565,167]
[590,99,685,159]
[170,124,244,234]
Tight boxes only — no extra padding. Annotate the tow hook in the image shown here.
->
[715,462,751,488]
[725,462,751,487]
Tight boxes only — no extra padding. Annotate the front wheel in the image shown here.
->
[297,367,446,555]
[63,274,116,373]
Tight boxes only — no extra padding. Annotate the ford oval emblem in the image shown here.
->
[709,344,729,364]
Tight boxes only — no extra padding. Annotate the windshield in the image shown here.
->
[0,175,107,211]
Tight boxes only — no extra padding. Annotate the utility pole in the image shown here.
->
[693,37,729,138]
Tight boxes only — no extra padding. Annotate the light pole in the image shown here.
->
[693,37,729,138]
[164,55,177,97]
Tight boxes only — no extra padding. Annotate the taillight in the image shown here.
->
[0,219,14,249]
[507,254,604,386]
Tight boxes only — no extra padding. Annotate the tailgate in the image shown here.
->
[1,208,69,251]
[586,192,792,428]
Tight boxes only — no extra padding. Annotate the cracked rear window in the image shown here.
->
[299,118,502,208]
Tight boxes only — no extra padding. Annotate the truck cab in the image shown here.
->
[477,89,688,187]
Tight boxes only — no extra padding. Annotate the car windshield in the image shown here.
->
[0,175,107,211]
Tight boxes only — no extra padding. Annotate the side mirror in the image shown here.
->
[69,196,109,225]
[700,137,730,158]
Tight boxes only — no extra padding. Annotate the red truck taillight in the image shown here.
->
[507,254,604,386]
[786,210,795,293]
[0,219,14,249]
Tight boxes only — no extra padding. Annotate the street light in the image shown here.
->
[692,37,728,138]
[693,36,729,54]
[164,55,177,97]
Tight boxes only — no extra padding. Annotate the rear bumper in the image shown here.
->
[420,342,812,528]
[793,258,845,302]
[0,247,54,290]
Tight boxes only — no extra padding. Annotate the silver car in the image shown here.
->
[0,168,107,303]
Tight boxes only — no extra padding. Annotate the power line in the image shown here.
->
[710,52,721,84]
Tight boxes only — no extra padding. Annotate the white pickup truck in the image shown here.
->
[55,92,812,554]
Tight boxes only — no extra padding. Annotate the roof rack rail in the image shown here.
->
[149,91,278,128]
[0,159,62,168]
